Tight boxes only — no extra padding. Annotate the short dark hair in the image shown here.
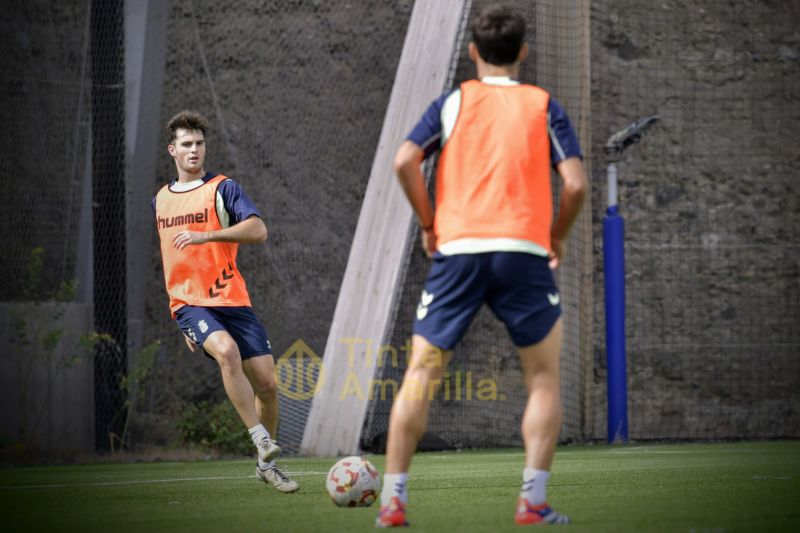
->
[471,4,526,66]
[166,110,209,143]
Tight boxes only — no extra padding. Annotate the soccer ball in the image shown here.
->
[326,456,381,507]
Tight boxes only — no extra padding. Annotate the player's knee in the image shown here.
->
[253,376,278,400]
[213,343,241,371]
[521,400,562,434]
[398,369,439,402]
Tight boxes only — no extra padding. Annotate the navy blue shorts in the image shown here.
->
[413,252,561,350]
[174,306,272,360]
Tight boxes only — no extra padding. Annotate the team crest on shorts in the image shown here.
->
[416,290,434,320]
[198,319,209,333]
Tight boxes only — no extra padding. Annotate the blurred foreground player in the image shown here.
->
[378,4,587,527]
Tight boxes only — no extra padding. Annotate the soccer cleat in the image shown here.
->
[255,464,299,493]
[375,497,408,528]
[257,437,281,464]
[515,497,570,525]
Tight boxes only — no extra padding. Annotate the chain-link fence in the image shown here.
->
[90,0,128,452]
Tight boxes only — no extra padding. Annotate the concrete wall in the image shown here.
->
[0,303,95,457]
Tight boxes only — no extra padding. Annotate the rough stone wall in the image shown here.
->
[590,0,800,439]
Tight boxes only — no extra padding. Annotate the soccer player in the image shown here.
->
[154,110,298,493]
[376,4,588,527]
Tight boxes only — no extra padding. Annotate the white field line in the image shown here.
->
[0,471,328,491]
[420,448,761,458]
[599,448,759,454]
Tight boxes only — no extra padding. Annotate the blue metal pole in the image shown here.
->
[602,116,658,443]
[604,163,628,443]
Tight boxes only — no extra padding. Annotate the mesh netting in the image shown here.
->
[90,0,128,452]
[589,0,800,439]
[0,3,90,301]
[0,0,129,452]
[5,0,798,459]
[361,0,594,451]
[137,0,416,454]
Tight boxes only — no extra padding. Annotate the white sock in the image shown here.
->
[521,468,550,505]
[248,424,270,447]
[381,473,409,506]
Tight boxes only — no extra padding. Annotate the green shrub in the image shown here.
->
[178,400,252,456]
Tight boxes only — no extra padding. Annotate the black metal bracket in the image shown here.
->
[604,114,659,162]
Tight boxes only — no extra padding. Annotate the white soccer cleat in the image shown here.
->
[256,464,299,493]
[257,437,281,463]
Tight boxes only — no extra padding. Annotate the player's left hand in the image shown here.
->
[173,230,210,250]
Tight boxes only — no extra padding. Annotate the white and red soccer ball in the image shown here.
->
[326,456,381,507]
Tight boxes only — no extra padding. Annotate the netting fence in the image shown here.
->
[1,0,798,459]
[589,0,800,440]
[0,2,91,304]
[0,0,128,455]
[90,0,128,452]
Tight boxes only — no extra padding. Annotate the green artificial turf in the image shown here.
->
[1,441,798,532]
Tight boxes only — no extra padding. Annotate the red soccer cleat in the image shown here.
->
[375,496,409,528]
[515,497,571,525]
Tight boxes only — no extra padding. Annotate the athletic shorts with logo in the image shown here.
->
[414,252,561,350]
[175,305,272,360]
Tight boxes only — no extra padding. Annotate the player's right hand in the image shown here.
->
[549,238,564,269]
[183,334,198,352]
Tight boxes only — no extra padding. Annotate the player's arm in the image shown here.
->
[550,157,588,269]
[211,215,268,243]
[172,215,266,250]
[172,179,267,250]
[394,141,435,254]
[395,141,436,257]
[395,93,450,257]
[547,98,588,269]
